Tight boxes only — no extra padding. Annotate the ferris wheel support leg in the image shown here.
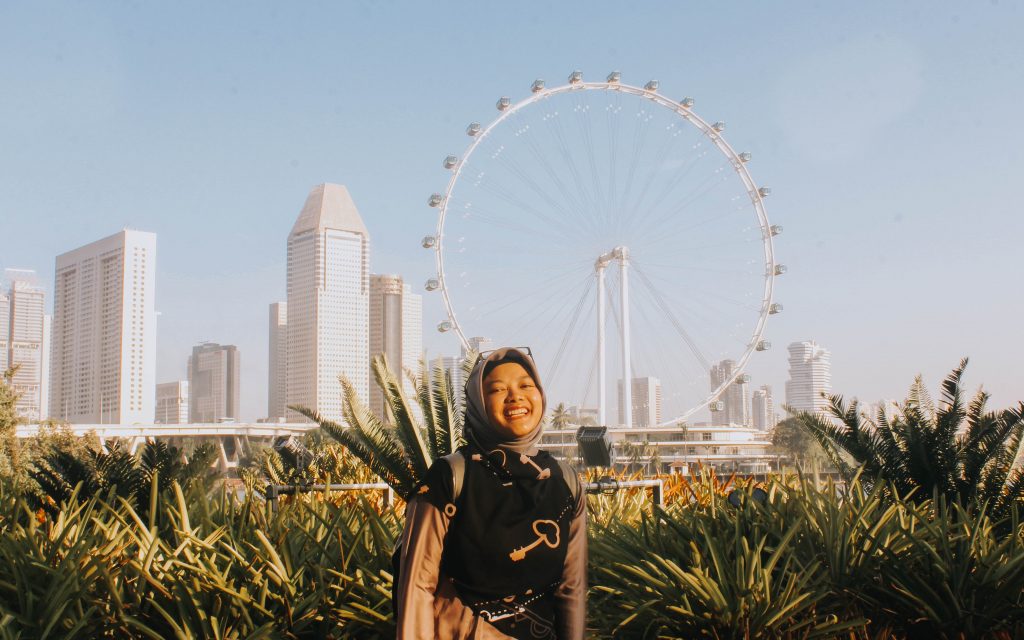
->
[597,264,607,426]
[620,246,632,429]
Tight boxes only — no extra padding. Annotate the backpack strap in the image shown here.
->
[554,458,582,503]
[442,450,467,502]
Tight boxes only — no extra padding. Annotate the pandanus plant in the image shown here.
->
[794,359,1024,515]
[290,354,470,499]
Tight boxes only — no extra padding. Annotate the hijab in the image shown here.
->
[463,347,546,455]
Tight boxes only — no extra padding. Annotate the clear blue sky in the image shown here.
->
[2,1,1021,421]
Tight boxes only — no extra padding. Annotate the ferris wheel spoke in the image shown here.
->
[511,111,599,237]
[629,142,709,225]
[544,277,594,388]
[479,149,585,235]
[631,166,732,244]
[615,104,657,233]
[631,262,712,372]
[546,113,601,233]
[574,94,609,230]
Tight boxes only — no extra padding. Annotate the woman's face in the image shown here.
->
[482,362,544,439]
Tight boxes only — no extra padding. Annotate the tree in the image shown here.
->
[551,403,572,430]
[794,359,1024,515]
[292,354,464,500]
[0,367,27,490]
[771,416,823,468]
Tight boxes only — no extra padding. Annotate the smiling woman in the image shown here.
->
[394,347,586,640]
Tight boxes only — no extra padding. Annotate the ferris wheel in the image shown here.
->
[421,71,783,426]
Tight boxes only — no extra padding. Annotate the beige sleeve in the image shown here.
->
[395,495,449,640]
[553,484,588,639]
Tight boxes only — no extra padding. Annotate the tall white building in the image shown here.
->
[618,376,662,428]
[267,302,287,421]
[785,340,832,414]
[461,336,493,358]
[49,230,156,424]
[751,385,776,432]
[188,342,240,423]
[369,274,422,417]
[155,380,188,424]
[1,270,47,421]
[286,184,369,422]
[710,359,750,426]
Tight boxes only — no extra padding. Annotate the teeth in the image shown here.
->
[505,408,528,417]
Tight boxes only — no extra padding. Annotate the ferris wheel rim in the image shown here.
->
[431,77,778,425]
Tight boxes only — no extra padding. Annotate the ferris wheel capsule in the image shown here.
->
[444,155,458,170]
[437,320,453,333]
[770,224,783,236]
[644,80,659,92]
[421,236,436,249]
[712,121,726,132]
[758,186,772,197]
[531,79,545,93]
[428,193,444,208]
[739,152,752,163]
[709,401,725,412]
[606,71,621,83]
[568,70,583,84]
[756,340,772,351]
[680,97,695,108]
[769,303,783,314]
[773,264,787,276]
[425,278,440,291]
[496,96,511,111]
[466,122,482,137]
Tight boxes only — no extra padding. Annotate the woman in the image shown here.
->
[395,347,587,639]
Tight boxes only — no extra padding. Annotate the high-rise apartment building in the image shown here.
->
[710,359,750,426]
[618,376,662,427]
[785,340,832,414]
[286,184,369,422]
[369,274,422,417]
[188,342,240,423]
[1,270,47,421]
[462,336,493,358]
[49,230,156,424]
[155,380,189,424]
[267,302,287,421]
[752,384,776,432]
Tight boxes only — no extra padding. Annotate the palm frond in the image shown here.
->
[371,355,430,481]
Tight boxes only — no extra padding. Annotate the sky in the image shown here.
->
[1,1,1021,422]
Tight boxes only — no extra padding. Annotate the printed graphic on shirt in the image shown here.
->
[509,519,560,562]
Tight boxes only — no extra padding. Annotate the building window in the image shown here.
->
[702,432,712,441]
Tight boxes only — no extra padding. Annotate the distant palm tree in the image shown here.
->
[551,403,572,430]
[291,354,466,500]
[795,359,1024,515]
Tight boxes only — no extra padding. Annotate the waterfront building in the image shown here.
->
[286,184,369,422]
[710,359,750,426]
[49,230,156,424]
[155,380,188,424]
[540,422,775,475]
[267,302,287,421]
[617,376,662,427]
[785,340,832,414]
[0,270,47,421]
[369,274,422,417]
[188,343,240,423]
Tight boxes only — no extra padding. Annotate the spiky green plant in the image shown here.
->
[291,354,466,499]
[794,359,1024,515]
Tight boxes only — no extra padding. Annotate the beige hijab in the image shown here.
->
[463,347,546,454]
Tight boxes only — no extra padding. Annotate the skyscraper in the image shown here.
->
[617,376,662,427]
[155,380,189,424]
[369,274,422,417]
[267,302,287,421]
[188,342,240,423]
[286,184,369,422]
[752,384,776,432]
[785,340,832,414]
[49,230,156,424]
[710,359,750,426]
[1,270,47,421]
